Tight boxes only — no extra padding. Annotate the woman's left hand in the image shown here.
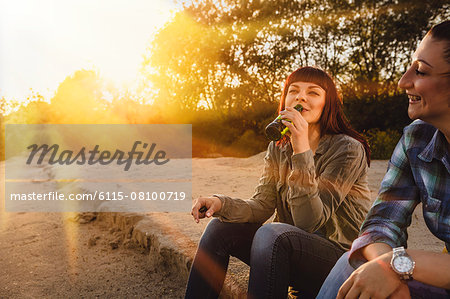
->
[280,106,310,154]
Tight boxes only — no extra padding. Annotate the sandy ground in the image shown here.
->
[0,211,186,298]
[1,153,445,298]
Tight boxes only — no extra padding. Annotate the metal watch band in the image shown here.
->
[391,246,415,281]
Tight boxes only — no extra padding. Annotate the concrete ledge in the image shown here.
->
[96,212,248,298]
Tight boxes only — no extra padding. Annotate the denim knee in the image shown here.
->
[251,223,295,254]
[202,218,223,237]
[198,218,226,249]
[316,251,355,299]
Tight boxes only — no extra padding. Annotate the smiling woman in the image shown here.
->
[276,67,371,162]
[398,32,450,128]
[317,20,450,299]
[186,66,372,299]
[0,0,176,103]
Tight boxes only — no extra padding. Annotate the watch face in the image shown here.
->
[393,256,413,273]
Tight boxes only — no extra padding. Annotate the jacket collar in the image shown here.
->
[418,129,450,174]
[418,129,446,162]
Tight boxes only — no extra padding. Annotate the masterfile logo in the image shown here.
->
[26,141,170,171]
[5,124,192,213]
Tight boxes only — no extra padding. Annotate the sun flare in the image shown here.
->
[0,0,177,104]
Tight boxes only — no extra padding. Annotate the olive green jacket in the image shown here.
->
[214,134,371,250]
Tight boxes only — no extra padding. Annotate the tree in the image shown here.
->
[140,0,448,156]
[49,69,115,124]
[143,0,448,109]
[340,0,448,100]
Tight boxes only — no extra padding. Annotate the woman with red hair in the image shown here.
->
[186,66,371,298]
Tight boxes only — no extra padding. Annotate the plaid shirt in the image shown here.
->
[349,120,450,265]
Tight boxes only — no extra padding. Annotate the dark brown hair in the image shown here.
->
[277,66,371,166]
[426,20,450,64]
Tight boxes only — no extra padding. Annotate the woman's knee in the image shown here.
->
[199,218,227,247]
[203,218,223,235]
[252,223,298,252]
[200,218,259,249]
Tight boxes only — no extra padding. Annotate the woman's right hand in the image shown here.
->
[191,196,222,223]
[280,106,310,154]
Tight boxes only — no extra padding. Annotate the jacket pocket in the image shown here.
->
[422,195,442,233]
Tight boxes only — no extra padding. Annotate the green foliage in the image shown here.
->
[343,93,411,133]
[137,0,448,157]
[191,102,277,157]
[364,128,402,160]
[143,0,449,111]
[49,70,116,124]
[228,129,265,157]
[2,1,448,160]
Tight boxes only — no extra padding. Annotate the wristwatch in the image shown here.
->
[390,246,415,281]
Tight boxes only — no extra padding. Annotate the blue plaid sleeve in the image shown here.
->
[348,131,421,267]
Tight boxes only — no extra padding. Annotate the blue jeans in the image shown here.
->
[317,252,450,299]
[185,218,344,299]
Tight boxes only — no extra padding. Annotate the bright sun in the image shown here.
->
[0,0,177,104]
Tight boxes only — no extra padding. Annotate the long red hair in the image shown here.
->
[277,66,370,166]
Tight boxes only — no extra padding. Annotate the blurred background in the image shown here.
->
[1,0,449,160]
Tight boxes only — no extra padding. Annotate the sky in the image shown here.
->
[0,0,178,103]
